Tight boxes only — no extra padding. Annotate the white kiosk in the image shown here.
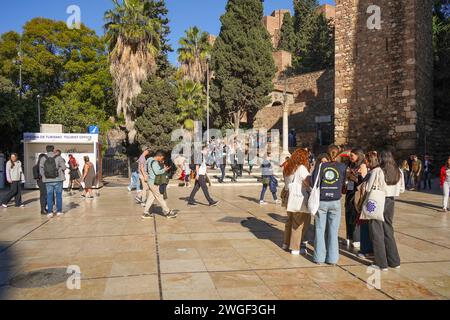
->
[23,132,103,189]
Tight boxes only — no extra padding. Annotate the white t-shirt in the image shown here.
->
[285,165,311,211]
[198,161,207,176]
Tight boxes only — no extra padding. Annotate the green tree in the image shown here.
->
[177,26,212,83]
[134,75,179,153]
[210,0,276,130]
[104,0,162,142]
[433,0,450,120]
[278,12,296,52]
[292,0,334,73]
[176,79,206,125]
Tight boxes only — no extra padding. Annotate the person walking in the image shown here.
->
[68,155,82,192]
[34,154,47,214]
[344,148,368,249]
[136,149,150,205]
[259,153,280,205]
[366,151,404,271]
[218,144,228,183]
[282,148,312,255]
[409,155,422,191]
[440,156,450,212]
[81,156,96,199]
[1,153,25,208]
[142,151,177,219]
[188,147,219,207]
[39,145,67,218]
[400,160,410,188]
[127,157,141,192]
[422,154,434,190]
[311,145,347,266]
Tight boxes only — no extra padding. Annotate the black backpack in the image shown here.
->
[43,155,59,179]
[32,163,40,180]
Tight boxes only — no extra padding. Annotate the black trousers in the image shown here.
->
[345,192,361,242]
[1,181,22,207]
[37,179,47,212]
[369,197,401,269]
[188,175,214,204]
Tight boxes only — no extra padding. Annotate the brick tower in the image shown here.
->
[334,0,433,158]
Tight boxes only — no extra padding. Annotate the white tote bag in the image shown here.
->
[307,163,322,216]
[361,171,386,222]
[287,170,305,212]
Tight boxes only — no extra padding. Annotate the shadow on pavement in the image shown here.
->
[0,244,14,299]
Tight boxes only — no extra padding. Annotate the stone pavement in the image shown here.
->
[0,184,449,300]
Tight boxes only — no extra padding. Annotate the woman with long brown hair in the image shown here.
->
[282,148,312,255]
[1,153,25,208]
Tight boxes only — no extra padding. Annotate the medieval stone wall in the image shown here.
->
[334,0,434,160]
[254,70,334,149]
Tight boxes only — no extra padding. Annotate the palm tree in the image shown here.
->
[177,79,206,125]
[104,0,161,142]
[177,26,212,83]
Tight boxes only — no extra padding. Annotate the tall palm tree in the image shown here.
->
[177,79,206,125]
[104,0,161,142]
[177,26,212,83]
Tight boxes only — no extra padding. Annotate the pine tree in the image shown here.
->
[278,12,296,52]
[292,0,334,73]
[210,0,276,130]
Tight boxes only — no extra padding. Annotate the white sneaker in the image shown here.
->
[392,265,401,269]
[370,264,388,272]
[127,187,132,192]
[275,199,282,205]
[291,250,300,256]
[56,212,64,217]
[1,204,7,208]
[259,200,267,205]
[47,213,54,219]
[352,242,361,249]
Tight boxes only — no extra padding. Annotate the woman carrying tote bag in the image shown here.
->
[282,149,312,256]
[363,151,404,271]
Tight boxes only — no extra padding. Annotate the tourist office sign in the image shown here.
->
[23,132,99,144]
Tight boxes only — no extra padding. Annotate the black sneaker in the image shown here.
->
[187,202,197,206]
[135,196,142,204]
[142,213,153,219]
[165,210,178,219]
[209,201,219,207]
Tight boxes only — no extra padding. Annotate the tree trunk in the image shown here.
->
[234,111,240,133]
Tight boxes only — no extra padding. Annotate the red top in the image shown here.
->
[441,165,449,187]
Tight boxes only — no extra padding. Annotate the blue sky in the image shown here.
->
[0,0,334,65]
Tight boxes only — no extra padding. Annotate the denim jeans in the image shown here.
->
[314,200,342,264]
[129,172,141,192]
[46,181,63,213]
[260,184,277,201]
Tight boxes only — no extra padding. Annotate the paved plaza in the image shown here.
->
[0,183,449,300]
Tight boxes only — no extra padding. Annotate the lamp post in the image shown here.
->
[281,74,290,159]
[13,41,23,99]
[206,54,211,144]
[37,94,41,127]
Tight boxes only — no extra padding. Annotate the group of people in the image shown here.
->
[281,146,406,270]
[400,153,434,191]
[1,145,97,218]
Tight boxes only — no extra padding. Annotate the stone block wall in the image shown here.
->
[334,0,434,160]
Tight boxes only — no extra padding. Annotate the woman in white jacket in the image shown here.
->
[1,153,25,208]
[365,151,404,271]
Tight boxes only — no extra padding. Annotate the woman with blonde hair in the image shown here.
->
[282,148,312,255]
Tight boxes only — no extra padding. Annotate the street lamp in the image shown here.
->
[205,53,211,144]
[37,94,41,127]
[282,74,290,159]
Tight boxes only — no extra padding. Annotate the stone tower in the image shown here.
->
[334,0,433,158]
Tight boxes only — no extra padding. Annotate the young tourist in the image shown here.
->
[143,151,177,219]
[344,148,368,248]
[366,151,404,271]
[422,154,434,190]
[137,149,150,205]
[259,152,280,205]
[409,155,422,191]
[187,147,219,207]
[34,153,47,214]
[282,148,311,255]
[1,153,25,208]
[440,156,450,212]
[312,145,347,265]
[81,156,96,199]
[400,160,410,188]
[127,157,141,192]
[39,145,67,218]
[68,155,82,192]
